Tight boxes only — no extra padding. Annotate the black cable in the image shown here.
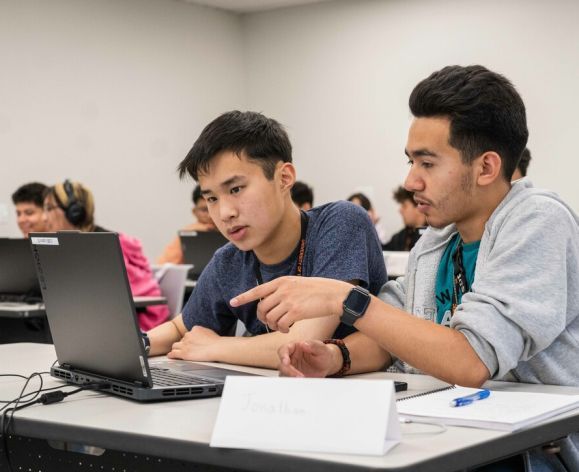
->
[0,369,109,472]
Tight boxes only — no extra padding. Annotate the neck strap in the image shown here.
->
[254,210,308,285]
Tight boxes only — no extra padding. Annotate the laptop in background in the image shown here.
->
[179,231,228,279]
[0,238,41,302]
[30,231,252,402]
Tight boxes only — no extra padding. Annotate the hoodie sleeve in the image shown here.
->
[451,195,579,379]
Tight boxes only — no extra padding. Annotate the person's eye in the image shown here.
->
[206,196,217,203]
[422,162,433,169]
[406,159,413,166]
[230,186,243,195]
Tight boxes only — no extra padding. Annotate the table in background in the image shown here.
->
[0,297,166,344]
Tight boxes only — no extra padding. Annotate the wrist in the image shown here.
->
[323,339,351,377]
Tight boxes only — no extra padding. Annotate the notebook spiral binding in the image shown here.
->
[396,385,456,402]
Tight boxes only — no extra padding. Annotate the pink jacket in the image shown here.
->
[119,233,169,331]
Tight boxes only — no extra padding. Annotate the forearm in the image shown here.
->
[211,316,340,369]
[148,315,187,356]
[343,332,392,375]
[355,297,490,386]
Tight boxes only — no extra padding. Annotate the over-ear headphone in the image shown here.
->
[61,179,87,226]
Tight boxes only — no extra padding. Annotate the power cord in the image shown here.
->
[0,370,110,472]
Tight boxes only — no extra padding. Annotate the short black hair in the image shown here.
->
[192,185,203,204]
[409,65,528,181]
[347,193,372,211]
[179,111,292,181]
[517,148,532,177]
[12,182,47,207]
[291,181,314,207]
[393,186,415,205]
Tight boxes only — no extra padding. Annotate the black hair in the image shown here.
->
[291,181,314,207]
[393,186,416,206]
[347,193,372,211]
[178,111,292,181]
[409,65,528,181]
[191,185,203,204]
[11,182,47,207]
[517,148,532,177]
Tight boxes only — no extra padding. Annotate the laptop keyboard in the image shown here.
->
[150,368,213,387]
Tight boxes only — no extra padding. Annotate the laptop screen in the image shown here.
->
[0,238,41,298]
[30,232,152,387]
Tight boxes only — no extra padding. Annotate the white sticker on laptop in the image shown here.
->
[139,356,148,377]
[31,237,59,246]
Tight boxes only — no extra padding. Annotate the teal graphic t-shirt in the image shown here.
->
[435,234,480,326]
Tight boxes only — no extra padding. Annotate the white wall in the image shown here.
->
[243,0,579,240]
[0,0,245,258]
[2,0,578,253]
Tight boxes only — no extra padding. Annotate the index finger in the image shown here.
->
[230,279,279,307]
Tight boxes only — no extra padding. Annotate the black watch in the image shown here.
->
[141,332,151,355]
[340,286,371,326]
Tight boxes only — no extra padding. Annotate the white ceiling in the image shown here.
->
[180,0,336,14]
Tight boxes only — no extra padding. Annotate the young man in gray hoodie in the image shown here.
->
[232,65,579,470]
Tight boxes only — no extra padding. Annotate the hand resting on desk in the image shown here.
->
[278,340,341,378]
[167,325,221,361]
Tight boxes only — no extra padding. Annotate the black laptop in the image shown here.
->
[0,238,41,302]
[179,231,228,279]
[30,231,252,402]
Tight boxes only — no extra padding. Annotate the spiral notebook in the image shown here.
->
[396,385,579,432]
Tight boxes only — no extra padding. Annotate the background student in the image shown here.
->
[156,184,218,264]
[512,147,532,180]
[147,110,387,369]
[11,182,48,237]
[43,180,169,331]
[382,186,426,251]
[290,181,314,210]
[347,192,387,246]
[232,66,579,471]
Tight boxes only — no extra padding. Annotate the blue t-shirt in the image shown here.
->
[435,234,480,326]
[182,201,387,338]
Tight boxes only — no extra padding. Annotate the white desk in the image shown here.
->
[2,343,579,472]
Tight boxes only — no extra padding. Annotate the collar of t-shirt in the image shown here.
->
[434,233,481,326]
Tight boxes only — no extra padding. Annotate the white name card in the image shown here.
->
[210,377,400,456]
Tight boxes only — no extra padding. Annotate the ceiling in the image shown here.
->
[180,0,336,14]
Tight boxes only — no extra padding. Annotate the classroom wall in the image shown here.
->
[2,0,578,256]
[0,0,245,258]
[243,0,579,239]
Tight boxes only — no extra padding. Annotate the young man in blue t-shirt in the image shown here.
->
[148,110,386,368]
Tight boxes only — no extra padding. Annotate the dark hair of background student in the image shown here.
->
[517,148,532,177]
[11,182,47,207]
[179,110,292,181]
[392,186,415,206]
[291,181,314,208]
[347,193,372,211]
[192,184,203,205]
[409,65,528,181]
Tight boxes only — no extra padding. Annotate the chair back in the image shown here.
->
[152,264,193,318]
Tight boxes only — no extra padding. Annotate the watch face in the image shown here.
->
[345,288,370,314]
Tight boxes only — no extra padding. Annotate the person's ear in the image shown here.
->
[277,162,296,191]
[476,152,502,187]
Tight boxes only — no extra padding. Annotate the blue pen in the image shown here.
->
[450,389,491,407]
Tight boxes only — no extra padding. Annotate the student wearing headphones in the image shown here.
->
[42,180,169,331]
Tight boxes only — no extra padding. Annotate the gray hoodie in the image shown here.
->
[379,179,579,470]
